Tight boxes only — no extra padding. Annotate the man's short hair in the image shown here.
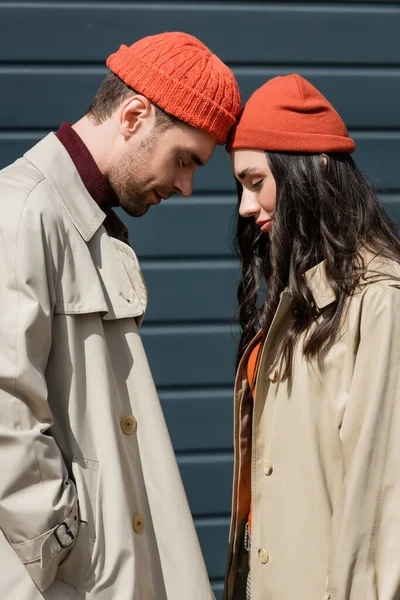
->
[87,72,181,131]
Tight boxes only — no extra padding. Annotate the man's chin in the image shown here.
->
[119,199,151,218]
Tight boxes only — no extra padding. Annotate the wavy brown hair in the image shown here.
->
[235,152,400,379]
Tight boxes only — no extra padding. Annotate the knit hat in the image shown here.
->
[106,32,241,144]
[228,74,355,153]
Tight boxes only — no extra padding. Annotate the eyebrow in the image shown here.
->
[181,148,205,167]
[190,151,204,167]
[237,166,264,179]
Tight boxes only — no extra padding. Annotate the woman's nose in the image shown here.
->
[239,191,259,218]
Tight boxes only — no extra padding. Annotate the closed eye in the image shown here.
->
[251,180,263,190]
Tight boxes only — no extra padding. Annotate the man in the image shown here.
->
[0,32,241,599]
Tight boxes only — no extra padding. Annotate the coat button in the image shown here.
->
[269,368,279,382]
[258,548,269,564]
[132,514,145,533]
[262,460,273,476]
[121,415,137,435]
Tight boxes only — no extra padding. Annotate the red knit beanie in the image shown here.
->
[106,32,241,145]
[228,74,355,153]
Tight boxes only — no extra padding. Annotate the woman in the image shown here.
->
[224,74,400,600]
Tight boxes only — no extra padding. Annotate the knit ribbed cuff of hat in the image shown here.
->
[107,50,236,144]
[228,127,356,153]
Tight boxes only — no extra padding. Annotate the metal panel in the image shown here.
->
[196,518,230,579]
[1,134,400,193]
[212,582,224,600]
[1,3,399,65]
[179,454,233,516]
[128,194,400,258]
[141,259,239,323]
[2,68,400,128]
[1,1,399,590]
[161,389,233,452]
[120,198,237,258]
[141,325,238,387]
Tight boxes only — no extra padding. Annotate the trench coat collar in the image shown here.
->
[304,260,336,309]
[303,253,400,310]
[24,133,106,242]
[238,260,335,368]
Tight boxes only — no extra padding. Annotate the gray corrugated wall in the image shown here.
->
[1,1,399,597]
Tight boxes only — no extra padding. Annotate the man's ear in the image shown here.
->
[321,153,328,167]
[119,95,156,139]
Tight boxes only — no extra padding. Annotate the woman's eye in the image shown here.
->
[179,157,185,168]
[251,180,263,189]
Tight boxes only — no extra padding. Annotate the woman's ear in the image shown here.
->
[321,153,328,167]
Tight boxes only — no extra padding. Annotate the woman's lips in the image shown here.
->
[257,220,273,232]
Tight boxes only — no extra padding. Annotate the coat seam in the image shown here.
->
[14,177,49,485]
[363,377,396,599]
[24,151,105,242]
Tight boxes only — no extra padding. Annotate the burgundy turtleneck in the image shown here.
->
[55,122,119,212]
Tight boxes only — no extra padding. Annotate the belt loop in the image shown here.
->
[54,522,75,549]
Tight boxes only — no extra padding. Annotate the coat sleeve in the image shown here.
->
[327,282,400,599]
[0,180,79,591]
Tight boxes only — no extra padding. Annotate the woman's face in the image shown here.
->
[231,149,277,233]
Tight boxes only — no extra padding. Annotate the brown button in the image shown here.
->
[258,548,269,564]
[132,514,145,534]
[262,460,273,476]
[269,368,279,383]
[121,415,137,435]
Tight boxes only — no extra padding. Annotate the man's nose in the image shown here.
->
[174,174,194,198]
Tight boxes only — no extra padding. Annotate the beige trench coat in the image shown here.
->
[0,134,214,600]
[224,256,400,600]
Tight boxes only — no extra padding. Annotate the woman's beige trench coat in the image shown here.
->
[224,255,400,600]
[0,134,214,600]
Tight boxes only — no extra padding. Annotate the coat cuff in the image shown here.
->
[10,501,79,591]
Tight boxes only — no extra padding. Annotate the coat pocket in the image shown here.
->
[56,457,99,591]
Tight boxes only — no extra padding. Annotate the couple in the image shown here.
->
[0,32,399,600]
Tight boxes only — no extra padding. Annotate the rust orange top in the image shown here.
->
[247,342,262,393]
[246,341,262,533]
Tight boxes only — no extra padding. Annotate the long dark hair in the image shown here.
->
[235,152,400,379]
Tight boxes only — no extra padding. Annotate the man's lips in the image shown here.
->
[153,191,170,204]
[153,192,162,204]
[257,220,273,232]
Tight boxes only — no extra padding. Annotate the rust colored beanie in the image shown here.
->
[228,74,355,153]
[106,32,241,144]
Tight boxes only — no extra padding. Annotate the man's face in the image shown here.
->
[106,123,217,217]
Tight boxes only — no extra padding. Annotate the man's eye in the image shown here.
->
[179,157,185,168]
